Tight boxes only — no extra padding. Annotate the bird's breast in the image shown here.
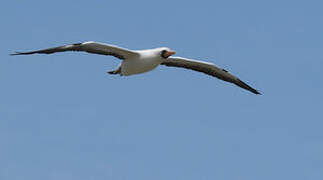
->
[121,57,162,76]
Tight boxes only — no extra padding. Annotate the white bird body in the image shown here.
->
[11,41,261,94]
[122,49,164,76]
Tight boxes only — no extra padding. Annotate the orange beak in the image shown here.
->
[165,50,176,58]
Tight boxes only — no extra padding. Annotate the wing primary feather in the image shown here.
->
[235,79,261,95]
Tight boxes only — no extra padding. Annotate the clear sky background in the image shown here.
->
[1,0,322,179]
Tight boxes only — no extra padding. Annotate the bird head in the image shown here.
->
[159,47,176,59]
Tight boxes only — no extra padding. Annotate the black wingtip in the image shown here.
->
[10,51,37,56]
[236,79,261,95]
[254,90,262,95]
[10,51,30,56]
[251,87,262,95]
[10,52,21,56]
[250,89,261,95]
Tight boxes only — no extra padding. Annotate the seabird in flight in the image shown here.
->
[11,41,261,94]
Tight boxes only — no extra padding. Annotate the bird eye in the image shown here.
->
[161,50,167,58]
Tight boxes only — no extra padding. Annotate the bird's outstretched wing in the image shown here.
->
[161,56,261,95]
[11,41,139,60]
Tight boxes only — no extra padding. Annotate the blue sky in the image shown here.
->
[1,0,322,179]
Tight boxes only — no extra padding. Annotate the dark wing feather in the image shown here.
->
[161,56,261,95]
[11,41,139,60]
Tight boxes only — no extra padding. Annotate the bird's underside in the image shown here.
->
[11,41,261,95]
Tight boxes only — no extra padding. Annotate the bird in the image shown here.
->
[11,41,261,94]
